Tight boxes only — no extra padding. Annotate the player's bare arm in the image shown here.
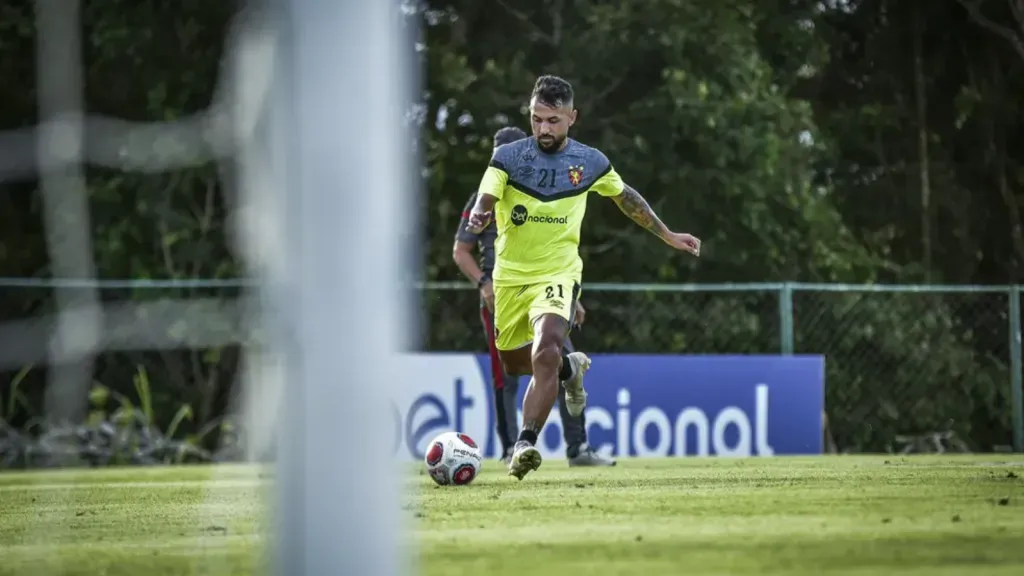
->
[453,240,495,311]
[612,184,701,256]
[466,192,497,234]
[612,184,671,237]
[452,240,483,284]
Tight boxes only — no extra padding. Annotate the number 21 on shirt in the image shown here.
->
[538,169,557,188]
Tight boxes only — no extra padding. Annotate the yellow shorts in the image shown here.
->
[493,277,581,351]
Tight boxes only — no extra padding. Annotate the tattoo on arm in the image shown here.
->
[612,184,670,239]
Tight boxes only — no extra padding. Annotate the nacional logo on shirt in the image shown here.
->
[511,204,568,227]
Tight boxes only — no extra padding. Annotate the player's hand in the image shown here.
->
[466,210,492,234]
[665,232,701,256]
[573,300,586,328]
[480,281,495,313]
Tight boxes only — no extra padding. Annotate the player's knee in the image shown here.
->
[531,339,561,371]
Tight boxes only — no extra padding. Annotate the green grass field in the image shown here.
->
[1,456,1023,575]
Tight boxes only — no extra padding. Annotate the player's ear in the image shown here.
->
[570,108,578,126]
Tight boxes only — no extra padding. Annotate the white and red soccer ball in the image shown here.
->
[423,431,483,486]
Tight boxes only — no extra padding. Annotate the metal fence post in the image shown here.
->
[1011,286,1024,452]
[779,282,794,355]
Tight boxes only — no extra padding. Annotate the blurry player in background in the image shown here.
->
[454,126,616,468]
[466,75,701,480]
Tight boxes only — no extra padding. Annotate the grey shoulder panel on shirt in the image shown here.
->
[573,140,612,175]
[490,138,532,172]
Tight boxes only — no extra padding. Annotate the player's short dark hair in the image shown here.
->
[493,126,527,148]
[532,75,574,109]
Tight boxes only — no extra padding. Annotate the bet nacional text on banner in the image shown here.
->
[387,354,825,461]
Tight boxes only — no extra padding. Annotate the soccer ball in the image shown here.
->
[423,431,483,486]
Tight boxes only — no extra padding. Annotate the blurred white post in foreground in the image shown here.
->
[272,0,414,574]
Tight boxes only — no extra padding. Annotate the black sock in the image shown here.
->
[558,352,573,380]
[518,429,538,446]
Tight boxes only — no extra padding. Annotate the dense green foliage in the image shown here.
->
[1,0,1023,456]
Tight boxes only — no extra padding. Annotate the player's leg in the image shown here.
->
[496,346,531,376]
[492,283,545,478]
[492,282,534,377]
[506,313,565,480]
[558,337,586,459]
[557,326,587,454]
[556,361,579,453]
[493,284,534,376]
[560,336,616,467]
[557,282,590,417]
[493,284,582,381]
[480,300,517,461]
[507,279,590,480]
[499,376,520,463]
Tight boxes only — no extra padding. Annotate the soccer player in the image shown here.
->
[465,75,701,480]
[454,126,616,468]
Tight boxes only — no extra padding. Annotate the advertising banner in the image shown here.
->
[390,354,824,462]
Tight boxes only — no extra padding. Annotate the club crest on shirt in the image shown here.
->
[568,165,584,187]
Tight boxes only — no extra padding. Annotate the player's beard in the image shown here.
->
[536,134,564,153]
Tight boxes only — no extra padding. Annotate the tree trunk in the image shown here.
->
[990,49,1024,281]
[913,0,932,282]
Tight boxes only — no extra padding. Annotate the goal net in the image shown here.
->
[0,0,417,574]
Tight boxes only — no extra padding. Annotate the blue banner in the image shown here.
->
[389,354,824,462]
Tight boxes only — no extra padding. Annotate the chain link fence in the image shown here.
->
[792,288,1016,454]
[423,281,1023,454]
[3,279,1023,459]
